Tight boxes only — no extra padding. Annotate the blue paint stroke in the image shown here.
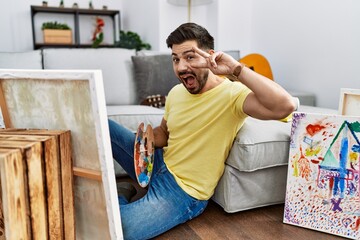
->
[303,136,313,146]
[352,144,360,153]
[338,124,348,199]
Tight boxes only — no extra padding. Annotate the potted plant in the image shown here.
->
[42,21,72,44]
[115,30,151,51]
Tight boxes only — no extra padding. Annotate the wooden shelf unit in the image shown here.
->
[30,5,121,49]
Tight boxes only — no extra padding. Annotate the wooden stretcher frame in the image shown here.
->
[0,69,123,239]
[0,130,74,239]
[338,88,360,116]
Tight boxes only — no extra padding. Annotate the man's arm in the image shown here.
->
[153,117,169,148]
[237,65,297,120]
[191,47,297,120]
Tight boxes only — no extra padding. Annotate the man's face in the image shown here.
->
[171,40,209,94]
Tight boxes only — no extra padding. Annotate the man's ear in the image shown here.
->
[209,49,215,54]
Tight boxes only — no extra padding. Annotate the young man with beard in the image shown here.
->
[109,22,297,239]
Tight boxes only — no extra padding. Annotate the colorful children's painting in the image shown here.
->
[283,112,360,239]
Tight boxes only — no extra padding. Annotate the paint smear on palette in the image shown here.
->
[134,123,155,188]
[284,112,360,240]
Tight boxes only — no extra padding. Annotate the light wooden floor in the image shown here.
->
[118,178,348,240]
[154,201,348,240]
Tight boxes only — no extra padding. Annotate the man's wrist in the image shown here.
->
[228,63,244,81]
[232,64,243,78]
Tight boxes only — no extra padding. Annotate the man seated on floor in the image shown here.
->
[109,22,297,240]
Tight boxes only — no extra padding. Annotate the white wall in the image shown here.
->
[120,0,161,50]
[216,0,252,54]
[0,0,35,52]
[249,0,360,109]
[1,0,359,109]
[110,0,231,53]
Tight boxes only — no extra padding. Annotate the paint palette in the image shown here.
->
[134,123,155,188]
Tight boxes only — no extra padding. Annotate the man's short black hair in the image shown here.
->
[166,23,214,50]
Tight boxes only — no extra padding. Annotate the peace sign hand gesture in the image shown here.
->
[190,46,243,80]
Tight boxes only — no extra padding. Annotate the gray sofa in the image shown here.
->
[0,48,336,213]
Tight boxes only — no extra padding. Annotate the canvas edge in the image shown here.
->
[282,112,300,225]
[87,70,123,240]
[338,88,360,116]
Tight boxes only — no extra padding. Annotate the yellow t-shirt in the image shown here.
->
[163,79,251,200]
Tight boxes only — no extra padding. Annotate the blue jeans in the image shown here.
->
[108,119,208,240]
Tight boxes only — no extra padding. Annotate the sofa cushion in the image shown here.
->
[42,48,137,105]
[107,105,164,132]
[0,50,43,69]
[227,117,292,172]
[131,54,179,104]
[213,164,288,212]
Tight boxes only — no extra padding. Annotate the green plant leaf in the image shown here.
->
[92,32,104,48]
[115,30,151,51]
[42,21,71,30]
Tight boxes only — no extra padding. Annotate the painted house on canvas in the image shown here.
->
[317,120,360,202]
[284,113,360,240]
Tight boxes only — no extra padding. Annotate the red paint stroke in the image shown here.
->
[329,177,334,195]
[306,124,325,136]
[311,159,320,164]
[352,217,360,231]
[298,145,311,180]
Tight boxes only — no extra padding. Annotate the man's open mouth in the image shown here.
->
[180,73,196,88]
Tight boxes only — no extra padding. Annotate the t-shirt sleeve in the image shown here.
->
[230,81,252,119]
[164,85,177,121]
